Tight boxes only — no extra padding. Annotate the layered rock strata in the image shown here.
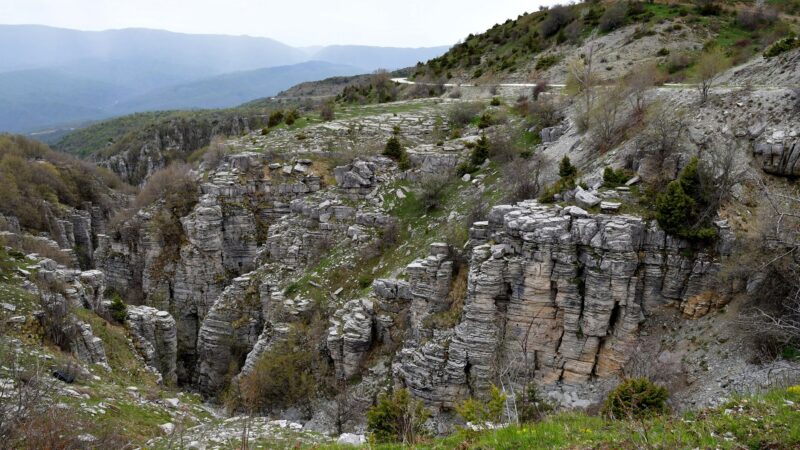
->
[392,201,729,407]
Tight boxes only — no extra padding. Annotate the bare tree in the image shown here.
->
[624,62,660,117]
[739,178,800,353]
[638,100,689,178]
[693,49,729,104]
[588,84,628,152]
[567,37,598,115]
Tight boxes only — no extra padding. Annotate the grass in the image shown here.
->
[271,387,800,449]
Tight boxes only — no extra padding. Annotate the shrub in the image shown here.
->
[540,5,575,38]
[448,102,484,127]
[384,136,404,160]
[490,97,502,106]
[666,52,693,74]
[267,110,284,127]
[108,293,127,324]
[470,134,490,166]
[655,157,717,240]
[764,36,800,58]
[284,109,300,126]
[535,54,560,71]
[527,97,562,128]
[603,378,669,419]
[456,385,507,425]
[320,100,335,121]
[656,48,670,56]
[599,1,628,32]
[602,166,632,188]
[558,155,577,178]
[477,112,493,129]
[418,174,451,211]
[238,332,318,412]
[367,389,430,444]
[518,383,555,423]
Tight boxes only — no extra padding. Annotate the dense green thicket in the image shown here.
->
[603,378,669,419]
[655,157,717,240]
[0,134,124,231]
[367,389,431,444]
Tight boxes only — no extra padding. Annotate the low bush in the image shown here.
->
[267,110,284,127]
[602,166,632,188]
[603,378,669,419]
[535,54,560,71]
[540,155,578,203]
[764,35,799,58]
[284,109,300,126]
[320,100,336,121]
[456,385,507,425]
[367,389,430,444]
[108,292,127,324]
[448,102,484,127]
[418,174,451,211]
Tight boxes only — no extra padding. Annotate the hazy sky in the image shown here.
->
[0,0,557,47]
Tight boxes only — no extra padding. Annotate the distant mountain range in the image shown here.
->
[0,25,449,133]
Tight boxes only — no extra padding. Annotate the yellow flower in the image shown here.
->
[787,385,800,395]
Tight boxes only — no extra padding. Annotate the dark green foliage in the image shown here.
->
[384,127,410,170]
[367,389,430,443]
[655,157,717,240]
[109,293,127,324]
[260,127,269,136]
[558,155,578,178]
[603,378,669,419]
[470,134,490,166]
[656,48,670,56]
[535,54,560,71]
[284,109,299,126]
[541,155,578,203]
[477,113,493,129]
[764,35,799,58]
[490,97,502,106]
[456,385,507,425]
[602,166,632,188]
[267,110,284,127]
[384,136,404,160]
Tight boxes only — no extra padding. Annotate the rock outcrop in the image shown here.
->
[754,130,800,177]
[393,201,729,407]
[126,305,178,384]
[101,115,252,185]
[327,299,375,380]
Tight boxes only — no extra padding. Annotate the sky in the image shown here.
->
[0,0,556,48]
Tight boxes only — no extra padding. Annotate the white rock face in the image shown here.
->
[337,433,367,445]
[126,305,178,384]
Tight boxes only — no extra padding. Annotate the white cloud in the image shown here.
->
[0,0,558,47]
